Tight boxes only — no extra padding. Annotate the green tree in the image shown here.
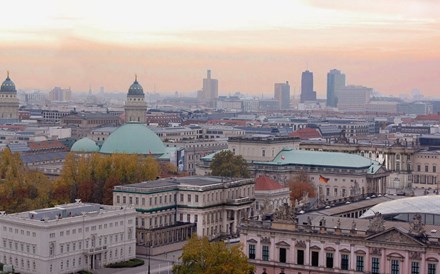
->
[173,235,254,274]
[210,150,249,178]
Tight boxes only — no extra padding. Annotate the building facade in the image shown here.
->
[336,85,372,113]
[274,82,291,110]
[326,69,346,108]
[300,70,316,103]
[228,135,300,162]
[241,206,440,274]
[412,150,440,190]
[299,141,416,190]
[0,202,136,274]
[251,148,389,204]
[198,70,218,107]
[113,176,256,255]
[125,76,147,123]
[0,72,19,123]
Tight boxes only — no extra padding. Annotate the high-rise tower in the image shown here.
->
[198,69,218,107]
[125,75,147,123]
[274,81,290,110]
[0,71,19,123]
[326,69,346,107]
[300,70,316,102]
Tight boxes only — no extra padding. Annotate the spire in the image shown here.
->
[135,74,137,82]
[6,70,9,79]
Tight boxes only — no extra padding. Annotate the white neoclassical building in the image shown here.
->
[0,201,136,274]
[113,176,256,254]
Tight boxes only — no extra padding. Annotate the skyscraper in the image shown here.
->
[300,70,316,102]
[326,69,346,107]
[274,81,290,110]
[198,69,218,107]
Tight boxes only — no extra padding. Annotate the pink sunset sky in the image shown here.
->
[0,0,439,98]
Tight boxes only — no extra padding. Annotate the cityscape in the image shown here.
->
[1,1,440,274]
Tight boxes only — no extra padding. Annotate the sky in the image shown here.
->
[0,0,439,98]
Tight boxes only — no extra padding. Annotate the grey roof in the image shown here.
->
[0,74,16,93]
[8,143,30,153]
[20,152,68,164]
[128,78,144,95]
[361,195,440,218]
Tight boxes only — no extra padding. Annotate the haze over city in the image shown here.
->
[1,0,439,97]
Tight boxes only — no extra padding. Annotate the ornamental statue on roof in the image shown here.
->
[409,214,426,238]
[367,211,385,234]
[273,203,296,224]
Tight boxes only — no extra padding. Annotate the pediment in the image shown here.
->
[366,228,425,247]
[339,248,350,253]
[247,239,258,244]
[276,240,290,247]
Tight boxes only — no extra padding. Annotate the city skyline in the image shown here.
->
[1,0,439,97]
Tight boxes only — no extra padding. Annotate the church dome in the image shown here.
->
[128,75,144,96]
[71,137,100,153]
[1,72,16,93]
[100,123,165,155]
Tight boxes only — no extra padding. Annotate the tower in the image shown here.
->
[198,69,218,107]
[300,70,316,102]
[326,69,346,107]
[0,71,19,123]
[125,75,147,123]
[274,81,290,110]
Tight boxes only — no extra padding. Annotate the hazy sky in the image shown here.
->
[1,0,439,97]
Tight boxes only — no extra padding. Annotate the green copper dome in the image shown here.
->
[1,72,16,93]
[100,123,165,155]
[71,137,100,153]
[128,75,144,96]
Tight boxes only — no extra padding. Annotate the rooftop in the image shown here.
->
[361,195,440,218]
[255,148,380,170]
[114,176,254,194]
[0,201,135,224]
[255,175,286,191]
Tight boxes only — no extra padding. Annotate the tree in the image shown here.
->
[210,150,249,178]
[173,235,254,274]
[288,170,317,205]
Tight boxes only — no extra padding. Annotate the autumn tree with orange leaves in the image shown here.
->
[287,170,316,205]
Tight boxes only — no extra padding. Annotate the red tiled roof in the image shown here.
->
[255,175,285,191]
[415,114,440,121]
[289,128,322,140]
[27,140,68,152]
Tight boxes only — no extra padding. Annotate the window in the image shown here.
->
[372,257,380,274]
[356,256,364,272]
[425,165,429,172]
[279,248,286,263]
[180,194,184,202]
[195,195,199,203]
[391,259,400,274]
[341,254,349,270]
[411,261,420,274]
[187,214,190,222]
[326,253,334,268]
[296,250,304,265]
[262,246,269,261]
[262,149,265,157]
[248,244,255,259]
[417,165,421,172]
[428,263,436,274]
[311,251,319,267]
[188,194,191,202]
